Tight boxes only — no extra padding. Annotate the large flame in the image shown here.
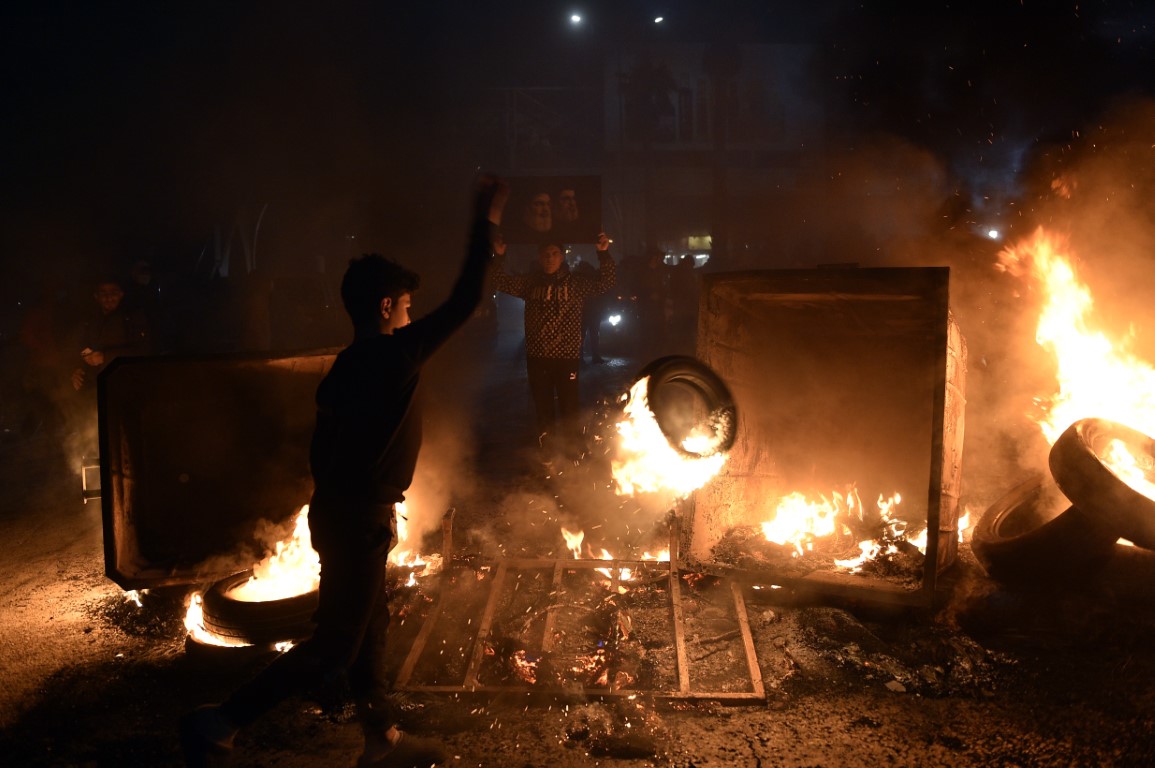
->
[186,500,435,645]
[229,505,321,602]
[999,227,1155,443]
[761,491,847,556]
[611,378,728,497]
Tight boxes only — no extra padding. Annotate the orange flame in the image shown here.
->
[183,592,249,647]
[388,501,428,568]
[761,490,856,556]
[999,227,1155,443]
[229,505,320,602]
[561,527,585,558]
[557,527,670,591]
[1102,438,1155,499]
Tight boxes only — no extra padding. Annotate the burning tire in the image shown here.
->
[971,476,1118,586]
[1049,418,1155,549]
[637,355,737,458]
[199,571,318,646]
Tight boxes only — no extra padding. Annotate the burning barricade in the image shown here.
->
[969,228,1155,586]
[183,501,443,649]
[680,267,967,607]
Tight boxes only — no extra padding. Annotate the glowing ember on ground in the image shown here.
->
[611,378,728,497]
[512,650,539,684]
[834,541,889,571]
[230,505,320,602]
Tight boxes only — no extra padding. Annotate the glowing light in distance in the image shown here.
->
[570,14,582,24]
[654,17,664,23]
[987,229,1000,239]
[608,314,622,326]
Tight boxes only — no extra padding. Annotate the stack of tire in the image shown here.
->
[973,418,1155,587]
[199,570,319,647]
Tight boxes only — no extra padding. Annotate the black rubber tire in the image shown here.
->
[971,476,1119,587]
[1049,418,1155,549]
[635,355,737,458]
[199,571,318,645]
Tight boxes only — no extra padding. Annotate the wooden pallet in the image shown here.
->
[394,514,765,701]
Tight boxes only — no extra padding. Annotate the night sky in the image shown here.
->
[1,1,1152,300]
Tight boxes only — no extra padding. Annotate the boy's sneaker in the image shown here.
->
[356,730,449,768]
[179,705,236,767]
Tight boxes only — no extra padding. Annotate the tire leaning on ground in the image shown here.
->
[636,355,738,458]
[1049,417,1155,550]
[971,475,1119,587]
[199,571,319,646]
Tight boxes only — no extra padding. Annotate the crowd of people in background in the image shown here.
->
[3,228,705,472]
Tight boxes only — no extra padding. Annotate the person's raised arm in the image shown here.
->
[593,232,617,294]
[488,230,530,299]
[444,174,507,312]
[402,175,508,358]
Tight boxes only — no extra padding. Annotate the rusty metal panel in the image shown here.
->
[98,350,336,589]
[690,267,965,608]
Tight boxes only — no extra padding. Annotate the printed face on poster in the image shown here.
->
[502,176,601,244]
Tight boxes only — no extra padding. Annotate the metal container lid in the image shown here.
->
[98,350,336,589]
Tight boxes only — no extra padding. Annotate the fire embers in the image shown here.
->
[485,585,648,691]
[480,566,673,692]
[398,559,763,699]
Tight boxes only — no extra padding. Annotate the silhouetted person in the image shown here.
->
[491,234,615,463]
[69,277,152,393]
[180,176,507,768]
